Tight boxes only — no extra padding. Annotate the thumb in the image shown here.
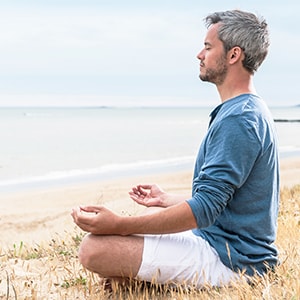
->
[80,205,102,213]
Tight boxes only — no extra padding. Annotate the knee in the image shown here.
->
[78,234,96,270]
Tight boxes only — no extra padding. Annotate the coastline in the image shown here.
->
[0,169,193,248]
[0,155,299,249]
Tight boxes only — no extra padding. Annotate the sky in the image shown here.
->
[0,0,299,107]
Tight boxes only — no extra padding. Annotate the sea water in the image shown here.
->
[0,106,299,193]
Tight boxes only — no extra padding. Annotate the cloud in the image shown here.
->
[0,1,299,106]
[0,7,199,73]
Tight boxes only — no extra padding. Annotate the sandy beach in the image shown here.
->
[0,168,193,249]
[0,156,299,299]
[0,156,299,249]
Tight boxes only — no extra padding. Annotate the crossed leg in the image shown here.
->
[78,233,144,279]
[78,207,165,279]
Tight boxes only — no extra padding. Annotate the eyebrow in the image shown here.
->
[204,42,212,47]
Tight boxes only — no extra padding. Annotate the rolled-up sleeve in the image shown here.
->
[187,115,261,229]
[187,176,235,228]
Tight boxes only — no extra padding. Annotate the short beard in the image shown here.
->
[199,56,228,85]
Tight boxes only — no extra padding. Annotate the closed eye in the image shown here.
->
[204,42,212,51]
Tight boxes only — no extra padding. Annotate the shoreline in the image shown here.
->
[0,156,299,249]
[1,150,300,195]
[0,168,193,248]
[0,158,195,194]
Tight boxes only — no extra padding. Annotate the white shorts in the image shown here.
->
[136,230,238,287]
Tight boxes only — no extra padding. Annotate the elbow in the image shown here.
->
[188,194,225,229]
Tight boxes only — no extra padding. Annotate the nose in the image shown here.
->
[196,49,204,61]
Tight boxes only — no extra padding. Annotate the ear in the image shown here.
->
[228,46,243,65]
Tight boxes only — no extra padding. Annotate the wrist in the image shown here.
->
[164,193,190,207]
[117,215,134,236]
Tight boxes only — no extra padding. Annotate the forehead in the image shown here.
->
[204,23,221,44]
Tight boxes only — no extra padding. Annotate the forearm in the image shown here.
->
[164,193,191,207]
[117,201,197,235]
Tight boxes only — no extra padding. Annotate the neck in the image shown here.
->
[217,70,256,103]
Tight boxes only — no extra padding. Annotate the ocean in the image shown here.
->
[0,106,299,193]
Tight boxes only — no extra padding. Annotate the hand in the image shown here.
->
[71,205,120,235]
[129,184,167,207]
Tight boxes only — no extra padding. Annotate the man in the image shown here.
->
[72,9,279,287]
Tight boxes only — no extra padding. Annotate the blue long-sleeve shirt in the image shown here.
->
[187,94,279,276]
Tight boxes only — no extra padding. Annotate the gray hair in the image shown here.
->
[205,10,270,74]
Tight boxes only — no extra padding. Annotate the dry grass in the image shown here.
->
[1,185,299,300]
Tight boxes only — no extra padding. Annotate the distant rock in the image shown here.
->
[274,119,300,122]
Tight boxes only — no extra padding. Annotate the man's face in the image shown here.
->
[197,24,228,85]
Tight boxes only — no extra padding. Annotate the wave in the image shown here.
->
[2,145,300,193]
[0,156,195,193]
[279,146,300,158]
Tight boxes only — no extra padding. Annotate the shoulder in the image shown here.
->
[220,94,263,116]
[216,94,272,127]
[209,94,272,145]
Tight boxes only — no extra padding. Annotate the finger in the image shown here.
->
[128,191,136,198]
[129,191,147,203]
[71,208,77,222]
[138,184,152,189]
[130,189,146,201]
[129,195,150,207]
[129,193,140,202]
[71,207,82,221]
[128,192,140,201]
[72,208,96,225]
[75,221,93,233]
[80,205,102,213]
[129,191,142,198]
[137,185,151,196]
[131,187,141,196]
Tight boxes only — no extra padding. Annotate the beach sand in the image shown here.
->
[1,156,299,249]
